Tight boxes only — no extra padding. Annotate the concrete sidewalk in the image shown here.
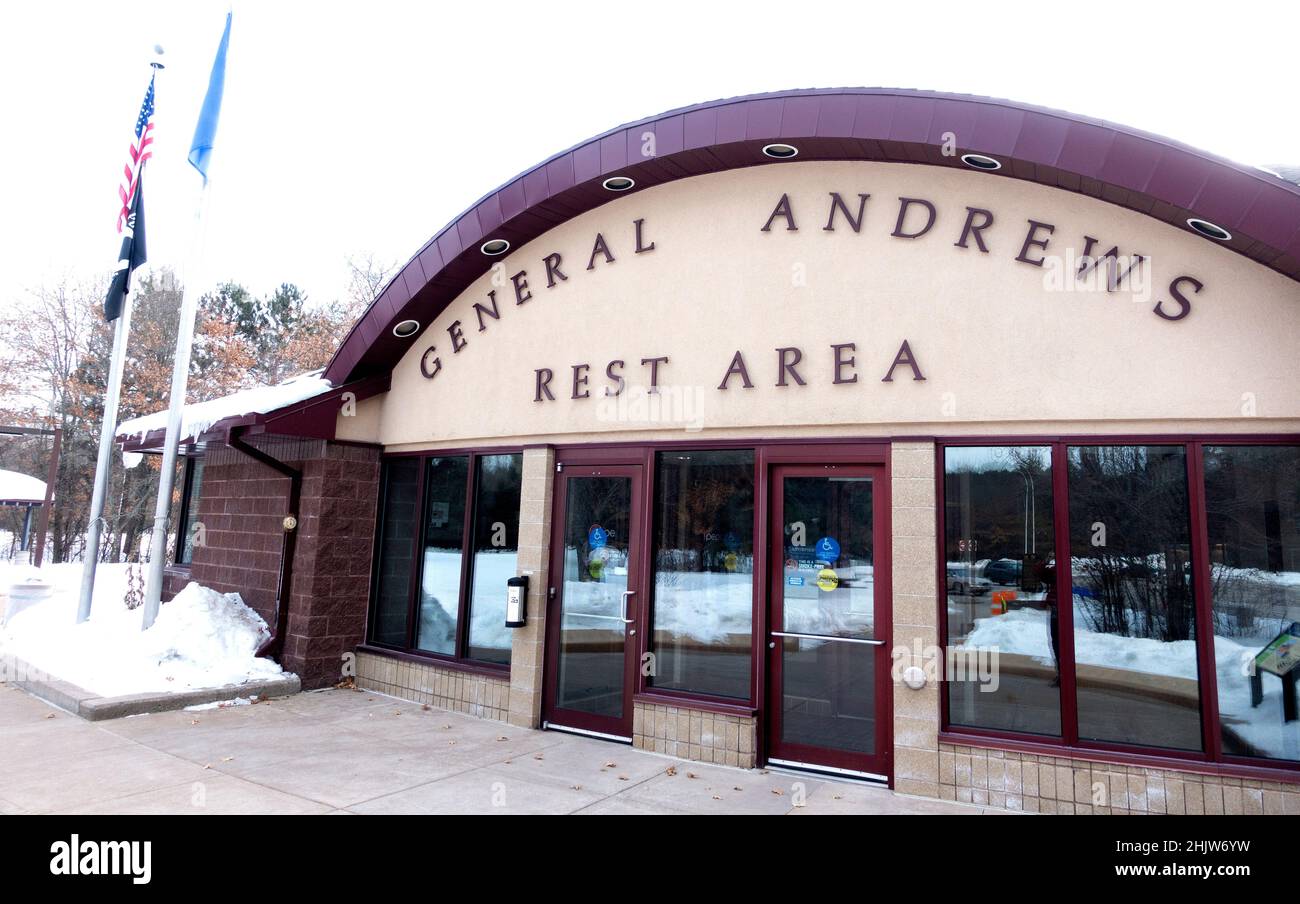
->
[0,684,1008,815]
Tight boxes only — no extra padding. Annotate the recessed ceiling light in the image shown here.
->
[392,319,421,338]
[762,143,799,159]
[480,238,510,256]
[960,153,1001,171]
[602,176,635,192]
[1186,218,1232,242]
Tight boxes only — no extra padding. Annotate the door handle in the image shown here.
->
[620,590,636,624]
[770,631,885,646]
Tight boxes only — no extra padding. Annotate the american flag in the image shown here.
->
[116,75,155,232]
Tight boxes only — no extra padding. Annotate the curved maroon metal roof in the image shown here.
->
[325,87,1300,385]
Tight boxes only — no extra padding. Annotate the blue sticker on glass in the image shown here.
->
[723,531,740,551]
[815,536,840,563]
[589,525,608,549]
[787,576,805,587]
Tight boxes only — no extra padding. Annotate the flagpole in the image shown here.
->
[76,295,135,621]
[142,12,230,630]
[141,184,210,629]
[76,54,162,624]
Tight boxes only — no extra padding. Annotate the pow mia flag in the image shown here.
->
[104,173,147,322]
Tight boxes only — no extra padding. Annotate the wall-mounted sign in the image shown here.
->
[415,192,1209,402]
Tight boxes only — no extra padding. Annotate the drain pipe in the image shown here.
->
[227,428,301,661]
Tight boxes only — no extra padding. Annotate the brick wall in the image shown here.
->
[355,650,510,721]
[184,438,380,690]
[187,453,290,626]
[633,701,757,768]
[283,443,380,689]
[938,742,1300,814]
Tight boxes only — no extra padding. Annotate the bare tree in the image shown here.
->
[344,252,398,321]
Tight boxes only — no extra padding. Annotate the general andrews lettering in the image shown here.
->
[761,191,1204,322]
[415,189,1208,399]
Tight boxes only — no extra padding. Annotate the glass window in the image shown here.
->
[370,457,420,647]
[1068,445,1202,751]
[416,456,468,655]
[649,450,754,699]
[177,457,206,565]
[1204,446,1300,763]
[466,454,523,664]
[944,446,1060,736]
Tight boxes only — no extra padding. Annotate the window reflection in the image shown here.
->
[1068,445,1202,751]
[371,458,419,647]
[779,474,875,752]
[781,475,874,638]
[1205,445,1300,763]
[179,458,206,565]
[650,451,754,699]
[466,454,523,665]
[416,456,468,655]
[557,475,633,717]
[944,446,1060,736]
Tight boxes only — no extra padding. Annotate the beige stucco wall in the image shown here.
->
[338,160,1300,450]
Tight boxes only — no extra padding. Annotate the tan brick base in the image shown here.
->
[355,650,510,722]
[632,701,757,768]
[937,743,1300,814]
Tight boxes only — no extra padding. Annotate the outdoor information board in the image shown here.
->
[1251,622,1300,723]
[1255,623,1300,678]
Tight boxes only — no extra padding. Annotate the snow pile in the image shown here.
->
[0,469,47,504]
[653,571,754,643]
[0,562,289,697]
[135,583,281,684]
[116,371,333,443]
[960,608,1055,663]
[962,604,1300,760]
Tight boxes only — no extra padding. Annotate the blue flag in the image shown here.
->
[188,12,231,183]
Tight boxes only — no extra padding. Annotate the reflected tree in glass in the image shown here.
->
[944,446,1059,736]
[650,451,754,699]
[1068,445,1202,751]
[1205,446,1300,762]
[370,458,419,647]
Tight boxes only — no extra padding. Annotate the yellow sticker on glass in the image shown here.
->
[816,568,839,592]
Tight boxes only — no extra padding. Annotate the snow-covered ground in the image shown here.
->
[0,561,289,697]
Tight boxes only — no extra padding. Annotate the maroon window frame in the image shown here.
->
[936,434,1300,779]
[363,446,524,675]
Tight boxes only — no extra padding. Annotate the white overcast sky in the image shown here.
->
[3,0,1298,309]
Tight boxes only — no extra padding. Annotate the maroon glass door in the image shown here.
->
[766,465,891,778]
[543,465,644,739]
